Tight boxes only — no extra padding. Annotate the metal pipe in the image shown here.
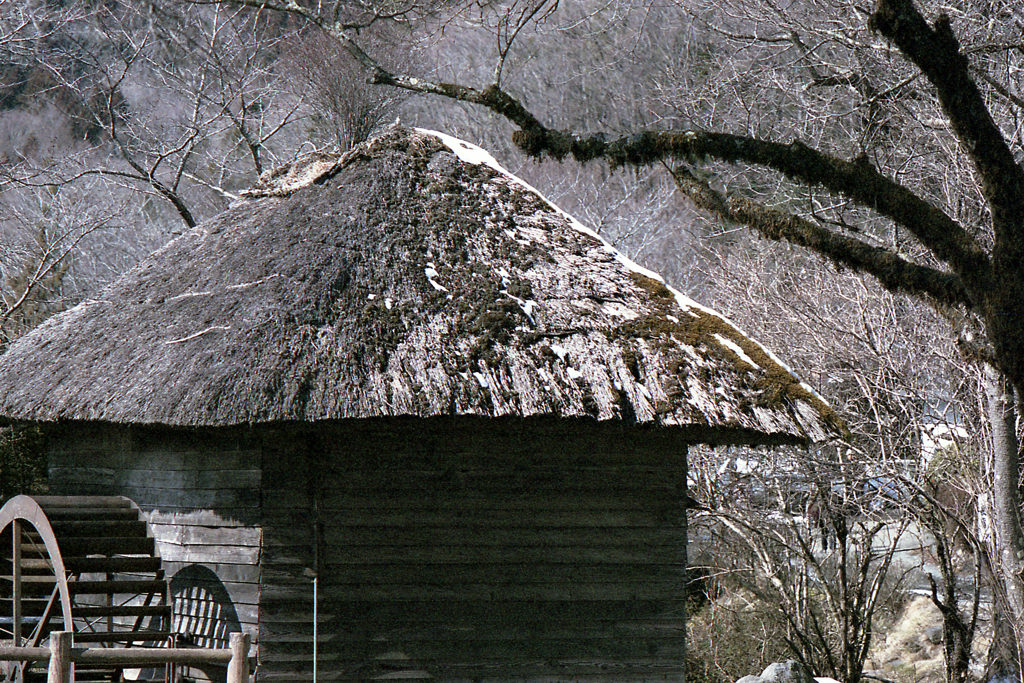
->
[313,575,318,683]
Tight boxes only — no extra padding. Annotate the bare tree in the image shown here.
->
[688,240,993,682]
[0,0,315,350]
[690,439,913,683]
[3,1,303,229]
[285,26,406,150]
[250,0,1024,675]
[0,183,133,348]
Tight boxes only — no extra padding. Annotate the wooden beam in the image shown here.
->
[12,520,21,648]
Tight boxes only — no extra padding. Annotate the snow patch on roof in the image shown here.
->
[714,334,760,370]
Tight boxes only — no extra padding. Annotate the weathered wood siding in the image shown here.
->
[46,423,262,678]
[45,417,692,683]
[259,417,690,683]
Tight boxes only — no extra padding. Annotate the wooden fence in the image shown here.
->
[0,631,250,683]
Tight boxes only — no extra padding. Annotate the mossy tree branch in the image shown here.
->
[520,129,991,303]
[247,4,992,310]
[669,166,971,311]
[221,0,550,135]
[867,0,1024,407]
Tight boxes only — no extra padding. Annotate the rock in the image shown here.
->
[761,660,813,683]
[735,659,816,683]
[925,625,944,644]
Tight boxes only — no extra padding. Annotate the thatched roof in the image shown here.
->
[0,126,842,445]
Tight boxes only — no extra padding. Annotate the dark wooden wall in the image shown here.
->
[45,417,692,683]
[259,417,691,683]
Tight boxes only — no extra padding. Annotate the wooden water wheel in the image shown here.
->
[0,496,173,682]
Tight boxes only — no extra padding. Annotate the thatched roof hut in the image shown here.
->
[0,126,842,683]
[0,126,837,442]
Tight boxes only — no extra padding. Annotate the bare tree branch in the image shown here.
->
[669,165,971,309]
[494,1,559,86]
[868,0,1024,219]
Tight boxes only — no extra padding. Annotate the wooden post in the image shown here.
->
[47,631,72,683]
[12,520,21,647]
[226,632,250,683]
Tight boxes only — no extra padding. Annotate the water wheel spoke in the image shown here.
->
[2,663,24,683]
[22,584,61,648]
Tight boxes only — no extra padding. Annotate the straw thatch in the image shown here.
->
[0,126,842,444]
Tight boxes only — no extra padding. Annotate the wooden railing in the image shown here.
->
[0,631,251,683]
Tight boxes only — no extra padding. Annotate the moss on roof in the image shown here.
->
[0,126,842,445]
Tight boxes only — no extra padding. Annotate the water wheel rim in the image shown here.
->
[0,495,75,640]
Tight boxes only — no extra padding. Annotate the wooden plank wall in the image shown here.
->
[259,417,691,683]
[46,423,263,680]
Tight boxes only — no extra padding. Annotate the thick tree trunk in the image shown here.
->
[927,539,974,683]
[982,366,1024,679]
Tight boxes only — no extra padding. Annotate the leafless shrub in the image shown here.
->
[285,26,407,150]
